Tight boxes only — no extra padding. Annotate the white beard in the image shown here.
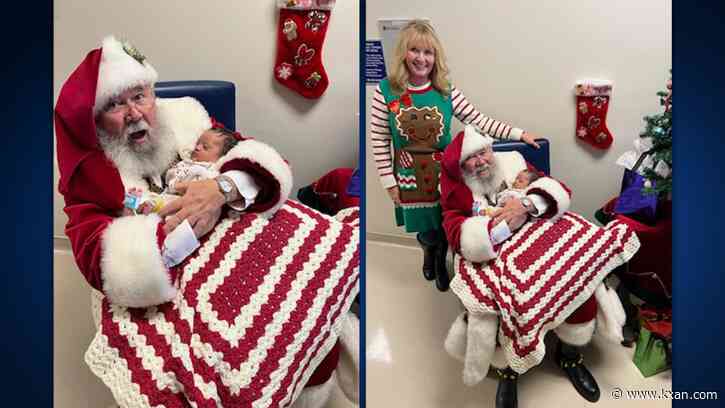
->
[97,119,178,181]
[463,155,506,205]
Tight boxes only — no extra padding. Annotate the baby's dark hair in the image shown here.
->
[209,127,240,155]
[522,169,541,183]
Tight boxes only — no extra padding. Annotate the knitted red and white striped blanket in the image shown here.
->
[450,213,639,373]
[86,201,359,408]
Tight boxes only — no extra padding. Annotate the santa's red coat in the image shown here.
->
[55,54,293,307]
[439,135,572,263]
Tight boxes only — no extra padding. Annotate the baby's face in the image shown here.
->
[191,130,224,162]
[512,171,531,189]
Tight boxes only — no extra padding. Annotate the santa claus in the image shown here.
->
[55,36,356,408]
[55,35,293,308]
[440,125,617,408]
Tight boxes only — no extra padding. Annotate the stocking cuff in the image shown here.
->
[278,0,336,10]
[575,79,612,97]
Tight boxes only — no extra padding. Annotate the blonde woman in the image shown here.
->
[370,20,539,291]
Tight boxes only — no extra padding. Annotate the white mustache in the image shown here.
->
[125,120,150,137]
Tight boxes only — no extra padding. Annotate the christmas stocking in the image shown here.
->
[575,79,614,149]
[274,0,335,99]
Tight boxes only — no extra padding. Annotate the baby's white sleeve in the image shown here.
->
[528,194,550,217]
[222,170,260,211]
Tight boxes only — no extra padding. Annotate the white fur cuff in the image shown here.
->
[336,312,360,404]
[101,214,177,307]
[444,312,468,362]
[459,216,496,263]
[554,320,596,346]
[526,177,571,220]
[463,313,498,386]
[215,139,293,218]
[291,376,335,408]
[445,312,499,386]
[595,283,626,343]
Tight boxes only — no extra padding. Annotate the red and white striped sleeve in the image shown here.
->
[450,86,524,141]
[370,85,397,189]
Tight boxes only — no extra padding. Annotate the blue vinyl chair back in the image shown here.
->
[155,81,236,130]
[493,139,550,176]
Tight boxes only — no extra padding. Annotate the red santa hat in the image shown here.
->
[55,36,157,195]
[94,36,158,115]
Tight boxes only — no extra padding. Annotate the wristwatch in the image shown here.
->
[520,196,537,215]
[215,175,236,203]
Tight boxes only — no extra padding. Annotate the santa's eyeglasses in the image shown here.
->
[102,87,155,115]
[464,148,493,163]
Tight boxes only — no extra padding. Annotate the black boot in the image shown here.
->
[416,232,437,281]
[556,341,600,402]
[494,367,518,408]
[434,234,450,292]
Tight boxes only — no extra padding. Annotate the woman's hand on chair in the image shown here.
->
[521,132,541,149]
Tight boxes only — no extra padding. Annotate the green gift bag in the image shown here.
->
[632,306,672,377]
[632,328,670,377]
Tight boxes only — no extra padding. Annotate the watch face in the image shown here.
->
[220,179,233,193]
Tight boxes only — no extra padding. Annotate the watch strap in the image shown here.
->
[216,175,237,203]
[521,196,536,215]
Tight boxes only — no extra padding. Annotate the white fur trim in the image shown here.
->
[90,289,104,329]
[493,151,527,186]
[526,177,571,219]
[594,283,626,343]
[459,216,496,263]
[460,125,494,164]
[336,312,360,404]
[100,214,176,307]
[444,312,469,362]
[554,320,596,346]
[94,36,158,114]
[291,375,335,408]
[156,97,213,156]
[575,79,613,96]
[215,139,293,218]
[576,79,613,87]
[490,346,508,369]
[463,313,498,386]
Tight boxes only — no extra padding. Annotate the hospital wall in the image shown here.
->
[365,0,671,242]
[52,1,358,407]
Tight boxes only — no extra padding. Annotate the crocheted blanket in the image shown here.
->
[86,201,359,408]
[450,213,639,373]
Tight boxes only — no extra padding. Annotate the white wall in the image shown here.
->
[53,0,359,238]
[366,0,671,240]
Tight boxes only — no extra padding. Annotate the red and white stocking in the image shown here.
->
[274,0,335,99]
[574,79,614,149]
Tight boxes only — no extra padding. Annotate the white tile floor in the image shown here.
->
[365,240,671,408]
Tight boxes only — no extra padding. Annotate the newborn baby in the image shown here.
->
[474,169,540,216]
[123,127,239,215]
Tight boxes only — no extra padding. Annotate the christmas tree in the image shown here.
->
[638,72,672,197]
